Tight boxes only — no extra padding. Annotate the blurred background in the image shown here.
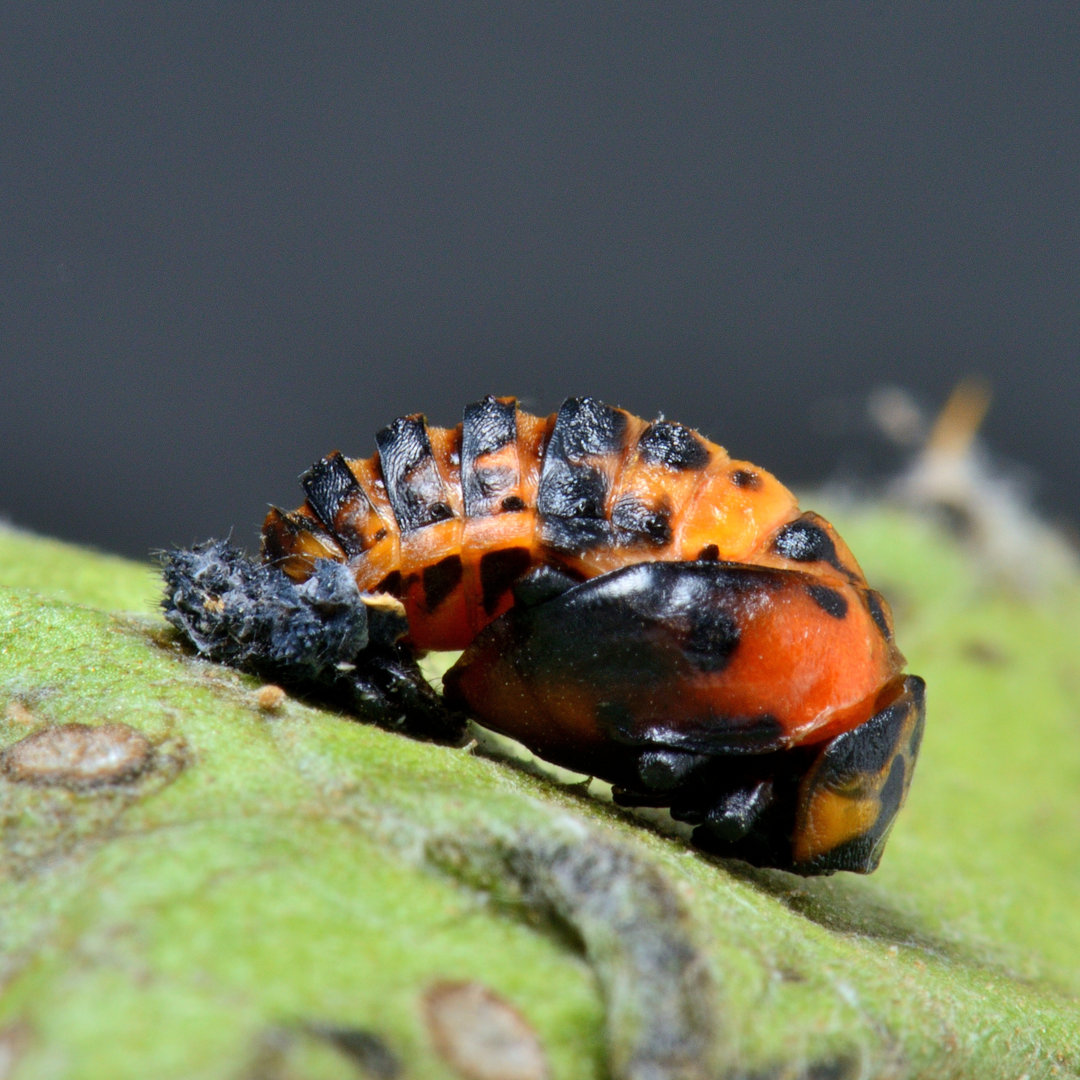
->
[2,4,1078,560]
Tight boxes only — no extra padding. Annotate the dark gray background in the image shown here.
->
[3,4,1078,559]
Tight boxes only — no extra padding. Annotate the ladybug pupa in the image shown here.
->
[163,396,925,875]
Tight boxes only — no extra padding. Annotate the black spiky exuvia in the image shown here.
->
[160,541,465,744]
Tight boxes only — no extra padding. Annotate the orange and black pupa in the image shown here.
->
[162,396,925,875]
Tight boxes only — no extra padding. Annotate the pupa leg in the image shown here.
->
[784,674,926,874]
[624,676,925,873]
[160,541,466,744]
[687,677,925,873]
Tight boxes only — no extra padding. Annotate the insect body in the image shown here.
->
[254,396,924,875]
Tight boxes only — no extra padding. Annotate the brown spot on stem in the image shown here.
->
[1,723,153,788]
[3,701,37,729]
[423,981,549,1080]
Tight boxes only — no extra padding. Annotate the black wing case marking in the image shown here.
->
[449,561,792,759]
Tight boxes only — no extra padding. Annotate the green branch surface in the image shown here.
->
[1,511,1078,1080]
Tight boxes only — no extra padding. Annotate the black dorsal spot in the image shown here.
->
[539,466,607,518]
[301,452,362,527]
[611,495,673,547]
[535,397,631,552]
[536,464,611,551]
[729,468,761,489]
[549,397,628,457]
[696,544,720,562]
[299,453,373,558]
[462,395,517,456]
[375,415,457,533]
[461,396,519,516]
[500,495,527,512]
[807,583,848,620]
[771,515,848,574]
[636,421,711,470]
